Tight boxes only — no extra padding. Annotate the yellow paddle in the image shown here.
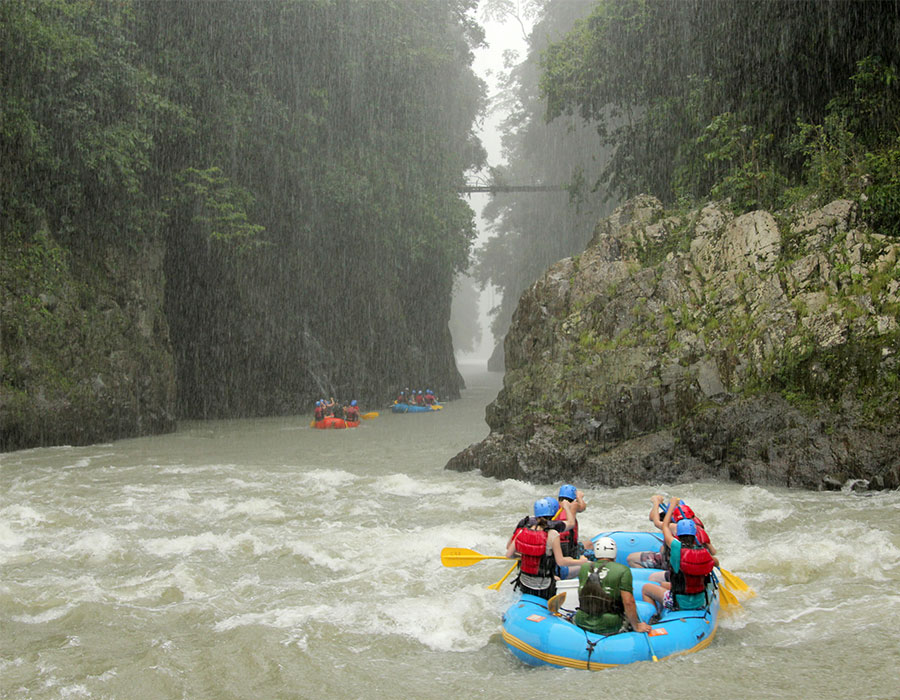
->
[547,591,566,615]
[487,561,518,590]
[361,411,379,419]
[441,547,509,567]
[718,582,742,610]
[721,568,754,596]
[645,632,659,662]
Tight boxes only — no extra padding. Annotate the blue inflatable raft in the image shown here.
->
[390,403,442,413]
[500,531,720,669]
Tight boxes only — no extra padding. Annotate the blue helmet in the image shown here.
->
[533,497,556,518]
[350,400,357,406]
[676,518,697,537]
[315,400,321,406]
[558,484,577,501]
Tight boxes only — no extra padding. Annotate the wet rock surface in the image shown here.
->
[447,196,900,491]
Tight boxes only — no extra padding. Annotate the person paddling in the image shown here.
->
[344,400,360,423]
[627,495,715,582]
[553,484,592,562]
[506,497,588,600]
[641,497,718,616]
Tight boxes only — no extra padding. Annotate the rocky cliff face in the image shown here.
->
[447,196,900,491]
[1,222,464,450]
[1,229,177,450]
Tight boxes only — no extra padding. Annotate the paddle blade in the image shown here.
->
[440,547,508,568]
[547,591,566,614]
[722,568,754,596]
[361,412,379,419]
[719,585,742,611]
[487,561,518,590]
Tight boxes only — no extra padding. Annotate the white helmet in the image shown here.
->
[594,537,617,560]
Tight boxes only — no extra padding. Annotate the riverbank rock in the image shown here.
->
[447,195,900,491]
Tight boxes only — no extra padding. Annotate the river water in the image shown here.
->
[2,365,898,699]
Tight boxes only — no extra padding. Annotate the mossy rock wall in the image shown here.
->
[1,228,176,449]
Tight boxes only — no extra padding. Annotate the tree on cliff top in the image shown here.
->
[539,0,900,226]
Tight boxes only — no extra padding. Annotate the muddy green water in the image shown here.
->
[2,366,898,699]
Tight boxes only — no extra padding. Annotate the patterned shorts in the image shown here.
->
[639,551,664,569]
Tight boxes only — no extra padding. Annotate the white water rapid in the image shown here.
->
[2,366,898,699]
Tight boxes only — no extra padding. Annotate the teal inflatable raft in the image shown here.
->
[390,402,441,413]
[500,531,720,669]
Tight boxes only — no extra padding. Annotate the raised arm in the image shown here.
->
[649,494,665,531]
[574,489,587,513]
[661,498,676,547]
[560,500,577,532]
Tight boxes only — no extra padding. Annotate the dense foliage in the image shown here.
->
[539,0,900,225]
[2,0,485,431]
[473,0,899,364]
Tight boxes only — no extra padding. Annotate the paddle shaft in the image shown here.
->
[488,561,518,590]
[441,547,509,567]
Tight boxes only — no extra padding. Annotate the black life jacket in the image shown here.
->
[553,508,579,558]
[578,563,624,618]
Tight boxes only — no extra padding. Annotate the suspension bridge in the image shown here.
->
[457,179,566,195]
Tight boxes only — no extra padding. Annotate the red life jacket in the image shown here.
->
[345,407,359,422]
[314,406,324,421]
[513,527,552,576]
[672,504,695,522]
[694,524,711,545]
[671,507,711,546]
[671,543,715,595]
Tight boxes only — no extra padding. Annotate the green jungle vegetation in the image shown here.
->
[476,0,899,354]
[2,0,898,448]
[2,0,485,426]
